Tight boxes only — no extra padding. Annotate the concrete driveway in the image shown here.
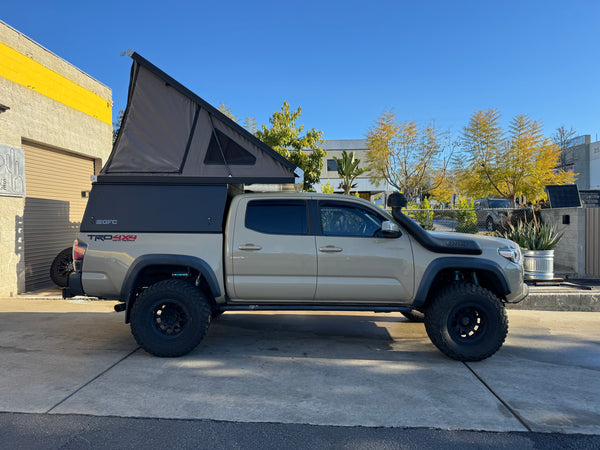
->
[0,298,598,435]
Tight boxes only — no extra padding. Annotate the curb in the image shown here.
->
[507,291,600,312]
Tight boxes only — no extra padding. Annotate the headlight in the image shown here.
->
[498,247,522,265]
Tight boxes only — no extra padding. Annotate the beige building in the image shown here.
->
[0,21,112,295]
[315,139,389,203]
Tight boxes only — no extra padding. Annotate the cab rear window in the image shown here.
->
[245,200,308,235]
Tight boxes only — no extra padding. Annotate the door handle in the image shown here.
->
[238,244,262,251]
[319,245,342,253]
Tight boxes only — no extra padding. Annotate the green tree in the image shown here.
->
[365,110,454,202]
[255,101,325,191]
[459,110,576,205]
[333,150,366,195]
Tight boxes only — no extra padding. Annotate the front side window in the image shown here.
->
[245,200,308,235]
[320,202,384,237]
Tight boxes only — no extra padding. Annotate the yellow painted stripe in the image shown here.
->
[0,42,112,125]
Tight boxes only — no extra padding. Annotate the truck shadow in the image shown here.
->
[201,312,438,362]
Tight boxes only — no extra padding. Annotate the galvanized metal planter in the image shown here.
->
[523,249,554,280]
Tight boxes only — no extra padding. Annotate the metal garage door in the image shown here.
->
[22,141,95,292]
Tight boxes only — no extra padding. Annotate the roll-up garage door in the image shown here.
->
[23,141,96,292]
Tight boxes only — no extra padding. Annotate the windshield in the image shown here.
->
[488,199,511,208]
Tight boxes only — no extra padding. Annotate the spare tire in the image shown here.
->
[50,248,73,287]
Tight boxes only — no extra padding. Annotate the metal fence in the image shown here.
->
[402,208,535,235]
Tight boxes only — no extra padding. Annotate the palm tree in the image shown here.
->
[333,151,366,195]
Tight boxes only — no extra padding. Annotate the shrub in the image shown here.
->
[406,199,434,230]
[455,196,477,234]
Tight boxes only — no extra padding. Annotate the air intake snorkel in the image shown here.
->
[387,193,482,255]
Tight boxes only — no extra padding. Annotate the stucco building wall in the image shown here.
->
[0,21,112,296]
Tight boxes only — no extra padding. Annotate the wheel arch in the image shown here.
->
[413,257,510,309]
[121,254,221,323]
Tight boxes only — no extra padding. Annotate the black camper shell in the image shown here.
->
[82,53,300,234]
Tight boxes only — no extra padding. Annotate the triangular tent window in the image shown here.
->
[204,130,257,165]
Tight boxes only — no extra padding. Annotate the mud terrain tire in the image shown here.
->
[424,283,508,361]
[50,248,74,287]
[130,280,211,357]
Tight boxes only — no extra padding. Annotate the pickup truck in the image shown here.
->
[64,187,528,361]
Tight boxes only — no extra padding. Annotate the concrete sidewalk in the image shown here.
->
[0,297,598,436]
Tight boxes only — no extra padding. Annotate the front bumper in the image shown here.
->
[62,273,85,298]
[504,281,529,304]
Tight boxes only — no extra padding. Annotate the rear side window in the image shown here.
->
[245,200,308,235]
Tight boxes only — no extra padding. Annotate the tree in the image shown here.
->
[333,150,366,195]
[113,109,124,144]
[218,103,238,122]
[365,110,454,202]
[243,116,258,134]
[321,180,335,193]
[553,125,577,171]
[458,110,576,205]
[255,101,325,191]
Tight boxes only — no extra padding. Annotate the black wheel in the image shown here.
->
[424,283,508,361]
[130,280,211,357]
[486,217,495,232]
[50,248,73,287]
[401,310,425,322]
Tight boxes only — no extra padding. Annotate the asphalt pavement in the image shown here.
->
[0,296,599,447]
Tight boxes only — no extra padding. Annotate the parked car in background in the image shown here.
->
[474,198,511,231]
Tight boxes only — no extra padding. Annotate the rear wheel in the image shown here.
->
[130,280,211,357]
[486,217,495,232]
[424,283,508,361]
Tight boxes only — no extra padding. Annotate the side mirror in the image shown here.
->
[381,220,401,238]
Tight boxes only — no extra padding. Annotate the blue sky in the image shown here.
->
[3,1,599,141]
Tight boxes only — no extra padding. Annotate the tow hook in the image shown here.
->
[114,302,126,313]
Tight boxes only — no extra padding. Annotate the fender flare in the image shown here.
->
[412,257,510,308]
[121,254,221,322]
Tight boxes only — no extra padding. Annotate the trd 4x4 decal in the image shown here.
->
[87,235,137,242]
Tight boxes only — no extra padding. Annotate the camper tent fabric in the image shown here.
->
[101,53,299,184]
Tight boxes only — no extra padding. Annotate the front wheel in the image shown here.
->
[486,217,495,232]
[424,283,508,361]
[130,280,211,357]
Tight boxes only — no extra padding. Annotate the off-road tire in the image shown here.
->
[401,310,425,322]
[486,217,495,232]
[424,283,508,361]
[50,248,73,287]
[130,280,211,357]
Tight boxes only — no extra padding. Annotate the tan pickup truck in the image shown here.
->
[64,187,527,361]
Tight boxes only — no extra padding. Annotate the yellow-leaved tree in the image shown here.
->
[458,109,576,205]
[365,110,455,202]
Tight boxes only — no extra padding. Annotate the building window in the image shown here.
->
[327,159,338,172]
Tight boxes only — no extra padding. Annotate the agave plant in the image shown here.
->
[499,221,563,250]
